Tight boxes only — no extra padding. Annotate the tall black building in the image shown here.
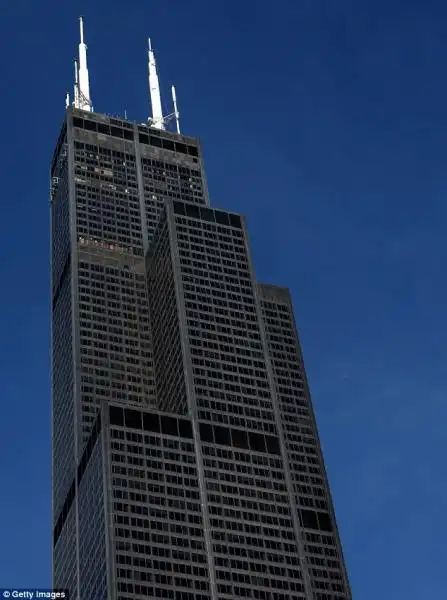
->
[51,18,352,600]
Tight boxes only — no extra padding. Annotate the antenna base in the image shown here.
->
[148,111,179,132]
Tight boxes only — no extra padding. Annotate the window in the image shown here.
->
[229,214,242,228]
[249,432,266,453]
[299,509,318,529]
[231,428,247,449]
[110,405,124,426]
[199,207,214,223]
[178,419,193,439]
[143,413,160,433]
[161,415,178,436]
[98,123,110,135]
[199,422,213,443]
[125,409,142,430]
[84,119,97,132]
[265,435,280,455]
[214,211,229,226]
[317,511,333,532]
[111,126,123,138]
[162,139,175,151]
[150,136,162,147]
[185,204,200,219]
[175,142,187,154]
[173,201,185,216]
[214,425,231,446]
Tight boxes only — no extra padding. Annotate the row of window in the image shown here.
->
[109,405,281,457]
[199,422,280,455]
[109,406,193,438]
[173,202,242,228]
[72,116,199,158]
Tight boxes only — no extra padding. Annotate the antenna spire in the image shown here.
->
[147,38,165,130]
[73,60,80,108]
[77,16,93,112]
[172,85,181,134]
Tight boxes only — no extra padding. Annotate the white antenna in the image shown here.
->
[146,37,183,134]
[172,85,181,134]
[77,16,93,112]
[73,60,80,108]
[148,37,165,130]
[65,92,70,109]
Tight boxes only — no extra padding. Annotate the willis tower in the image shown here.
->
[51,17,352,600]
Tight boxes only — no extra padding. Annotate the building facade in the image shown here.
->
[50,24,352,600]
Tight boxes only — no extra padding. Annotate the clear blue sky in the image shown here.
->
[0,0,445,597]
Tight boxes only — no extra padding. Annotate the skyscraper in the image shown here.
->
[51,17,352,600]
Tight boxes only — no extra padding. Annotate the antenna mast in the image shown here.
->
[172,85,181,134]
[77,16,93,112]
[148,38,165,130]
[146,38,183,133]
[73,60,80,108]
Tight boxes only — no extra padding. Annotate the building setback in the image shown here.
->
[51,18,352,600]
